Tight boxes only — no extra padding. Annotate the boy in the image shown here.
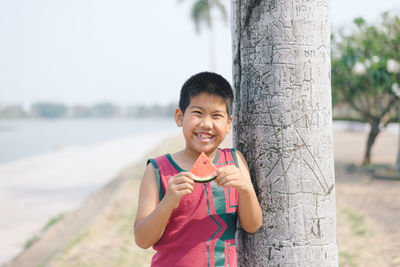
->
[134,72,262,267]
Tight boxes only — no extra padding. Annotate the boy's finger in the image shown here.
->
[215,168,223,174]
[180,172,195,180]
[175,174,195,185]
[215,170,229,180]
[215,166,235,176]
[217,174,238,185]
[217,175,229,184]
[175,183,193,192]
[183,173,195,183]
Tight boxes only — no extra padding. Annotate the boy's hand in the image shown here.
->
[163,172,194,209]
[214,166,252,193]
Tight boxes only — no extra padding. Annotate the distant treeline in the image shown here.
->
[1,101,398,122]
[0,102,177,119]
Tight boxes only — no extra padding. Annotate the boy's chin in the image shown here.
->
[193,145,219,154]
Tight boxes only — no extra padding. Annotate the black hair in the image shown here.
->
[179,72,234,116]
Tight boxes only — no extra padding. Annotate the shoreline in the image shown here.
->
[7,133,187,267]
[0,129,179,266]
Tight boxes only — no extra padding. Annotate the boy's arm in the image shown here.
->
[134,164,173,249]
[235,150,263,233]
[134,163,194,249]
[215,150,262,233]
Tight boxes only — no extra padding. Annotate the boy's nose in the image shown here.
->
[200,116,213,129]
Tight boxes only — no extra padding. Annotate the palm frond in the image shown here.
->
[191,0,211,33]
[179,0,228,33]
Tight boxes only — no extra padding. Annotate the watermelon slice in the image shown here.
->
[190,152,217,183]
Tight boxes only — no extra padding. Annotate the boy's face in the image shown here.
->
[175,92,232,156]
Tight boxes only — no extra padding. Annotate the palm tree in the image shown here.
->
[179,0,228,70]
[231,0,338,265]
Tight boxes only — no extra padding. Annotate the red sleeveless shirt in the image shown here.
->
[147,148,239,267]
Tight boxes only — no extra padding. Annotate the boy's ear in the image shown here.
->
[226,115,233,133]
[175,108,184,127]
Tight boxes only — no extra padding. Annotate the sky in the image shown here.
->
[0,0,399,107]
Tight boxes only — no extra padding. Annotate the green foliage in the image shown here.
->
[24,213,65,249]
[25,234,40,249]
[339,251,358,267]
[42,213,65,232]
[331,12,400,164]
[179,0,228,33]
[331,12,400,118]
[32,102,67,118]
[0,105,28,118]
[341,207,367,236]
[90,102,119,117]
[127,103,176,118]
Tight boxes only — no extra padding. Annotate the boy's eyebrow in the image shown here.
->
[190,105,226,114]
[190,105,204,110]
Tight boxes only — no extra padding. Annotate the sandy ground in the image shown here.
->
[333,130,400,266]
[6,127,400,267]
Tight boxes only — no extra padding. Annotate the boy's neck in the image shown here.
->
[172,148,218,170]
[184,147,217,162]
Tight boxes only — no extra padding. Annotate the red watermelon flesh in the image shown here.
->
[190,152,217,183]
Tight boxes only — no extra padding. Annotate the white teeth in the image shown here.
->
[197,134,212,138]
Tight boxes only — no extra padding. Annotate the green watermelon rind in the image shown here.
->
[192,174,216,183]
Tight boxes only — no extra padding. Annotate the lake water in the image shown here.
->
[0,118,177,164]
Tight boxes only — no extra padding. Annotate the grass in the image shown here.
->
[339,251,358,267]
[42,213,65,231]
[24,213,66,249]
[337,205,366,267]
[336,202,380,267]
[25,234,40,249]
[341,207,367,236]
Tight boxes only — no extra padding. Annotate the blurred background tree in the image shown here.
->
[31,102,67,118]
[178,0,228,70]
[331,13,400,165]
[89,103,119,117]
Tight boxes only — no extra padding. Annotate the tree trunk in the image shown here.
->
[207,5,217,71]
[208,23,217,71]
[363,122,380,165]
[231,0,338,266]
[396,106,400,172]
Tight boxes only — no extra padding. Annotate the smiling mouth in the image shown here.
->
[195,133,215,142]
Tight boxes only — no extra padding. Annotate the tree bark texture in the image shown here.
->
[231,0,338,266]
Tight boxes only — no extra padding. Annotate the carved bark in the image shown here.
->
[231,0,338,266]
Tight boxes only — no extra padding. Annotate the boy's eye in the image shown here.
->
[192,110,202,114]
